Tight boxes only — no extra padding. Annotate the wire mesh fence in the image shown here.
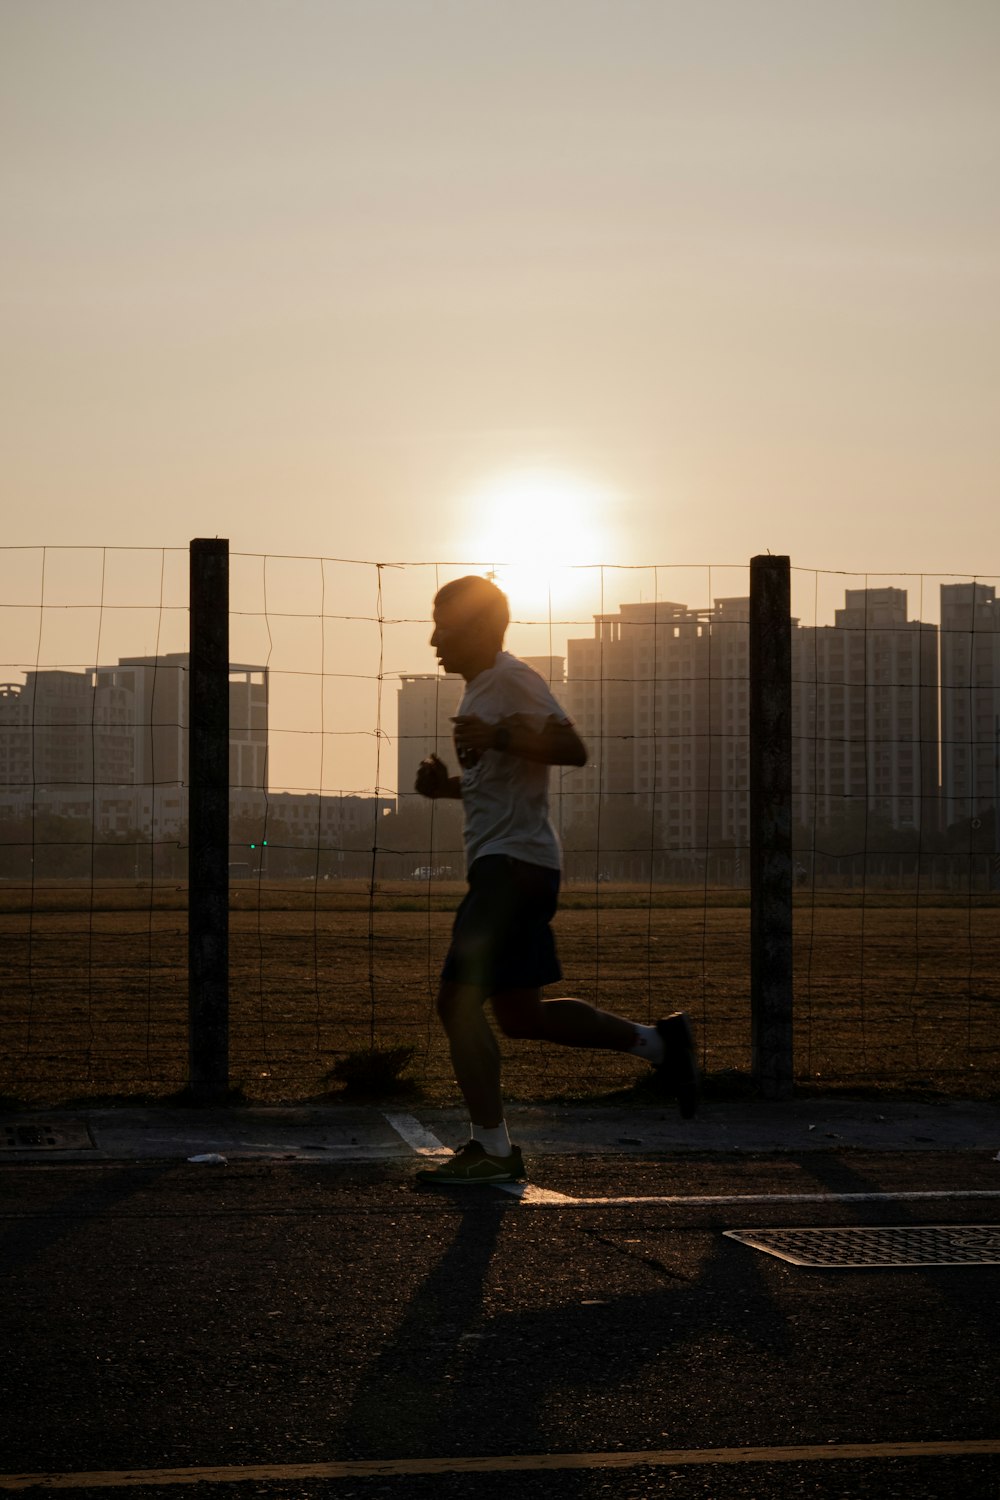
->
[0,545,997,1104]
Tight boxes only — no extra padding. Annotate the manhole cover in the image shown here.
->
[724,1225,1000,1268]
[0,1120,95,1151]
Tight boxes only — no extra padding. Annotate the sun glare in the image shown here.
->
[457,469,615,617]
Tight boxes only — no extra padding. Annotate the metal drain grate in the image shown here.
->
[1,1120,95,1151]
[724,1225,1000,1268]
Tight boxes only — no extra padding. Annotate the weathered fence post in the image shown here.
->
[188,538,230,1102]
[749,554,794,1097]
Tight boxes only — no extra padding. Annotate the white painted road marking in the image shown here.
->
[382,1122,1000,1206]
[501,1185,1000,1207]
[2,1439,997,1488]
[383,1112,450,1156]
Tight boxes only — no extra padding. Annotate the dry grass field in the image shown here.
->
[0,880,997,1107]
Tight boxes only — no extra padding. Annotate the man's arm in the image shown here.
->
[415,753,462,800]
[452,713,587,767]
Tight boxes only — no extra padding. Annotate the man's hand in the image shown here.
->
[415,753,461,800]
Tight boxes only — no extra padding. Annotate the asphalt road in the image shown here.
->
[2,1144,999,1499]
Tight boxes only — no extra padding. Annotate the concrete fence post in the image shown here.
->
[749,554,794,1097]
[188,538,230,1102]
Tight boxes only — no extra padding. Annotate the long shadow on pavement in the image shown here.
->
[333,1189,790,1461]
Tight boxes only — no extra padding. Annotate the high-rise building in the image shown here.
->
[228,666,268,791]
[561,587,943,875]
[396,672,463,803]
[111,654,268,794]
[792,589,939,835]
[0,680,32,797]
[939,582,1000,829]
[0,654,268,836]
[0,668,137,814]
[563,601,729,859]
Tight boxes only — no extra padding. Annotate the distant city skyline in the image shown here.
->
[396,584,1000,870]
[8,578,997,884]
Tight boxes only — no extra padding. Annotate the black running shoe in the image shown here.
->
[654,1011,699,1118]
[415,1140,526,1186]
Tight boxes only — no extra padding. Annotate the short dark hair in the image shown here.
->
[433,575,510,642]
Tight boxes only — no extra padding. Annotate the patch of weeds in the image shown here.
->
[326,1043,418,1099]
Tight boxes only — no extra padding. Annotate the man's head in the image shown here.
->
[431,575,510,679]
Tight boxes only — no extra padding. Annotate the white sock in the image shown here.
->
[629,1023,664,1065]
[470,1120,512,1157]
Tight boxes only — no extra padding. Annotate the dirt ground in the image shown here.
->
[0,881,997,1106]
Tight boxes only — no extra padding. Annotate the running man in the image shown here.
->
[413,574,698,1186]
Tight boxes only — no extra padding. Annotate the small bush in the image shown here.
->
[327,1043,417,1098]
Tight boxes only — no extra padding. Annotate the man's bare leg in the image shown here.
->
[435,985,696,1131]
[491,989,698,1118]
[491,989,638,1049]
[416,980,524,1184]
[436,981,504,1128]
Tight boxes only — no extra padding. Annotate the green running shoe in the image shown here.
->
[416,1140,526,1186]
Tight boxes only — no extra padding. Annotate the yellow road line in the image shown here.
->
[2,1439,997,1488]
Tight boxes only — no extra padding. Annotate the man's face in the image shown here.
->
[430,601,471,675]
[430,600,495,678]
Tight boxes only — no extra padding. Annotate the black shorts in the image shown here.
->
[441,854,562,995]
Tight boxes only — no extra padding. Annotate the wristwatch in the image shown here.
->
[492,724,512,753]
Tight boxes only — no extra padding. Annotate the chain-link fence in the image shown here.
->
[0,545,997,1104]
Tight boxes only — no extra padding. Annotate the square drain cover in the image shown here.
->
[1,1120,95,1151]
[724,1225,1000,1267]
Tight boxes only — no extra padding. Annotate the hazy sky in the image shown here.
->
[3,0,999,586]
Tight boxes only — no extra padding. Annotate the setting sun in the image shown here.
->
[456,468,617,617]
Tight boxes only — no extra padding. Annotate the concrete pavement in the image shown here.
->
[2,1097,999,1497]
[1,1094,997,1164]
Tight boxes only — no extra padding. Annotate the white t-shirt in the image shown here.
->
[454,651,569,872]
